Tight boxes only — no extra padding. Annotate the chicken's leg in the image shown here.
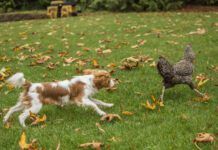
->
[193,89,204,97]
[159,86,165,101]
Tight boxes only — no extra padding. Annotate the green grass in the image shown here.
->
[0,12,218,150]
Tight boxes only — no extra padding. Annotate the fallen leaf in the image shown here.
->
[107,63,116,69]
[188,28,206,35]
[122,111,134,116]
[19,132,38,150]
[193,93,210,102]
[101,114,122,122]
[92,59,100,68]
[102,49,112,54]
[36,55,51,64]
[77,43,85,47]
[29,112,47,126]
[4,122,11,129]
[19,132,31,149]
[0,67,12,81]
[96,123,105,133]
[193,133,215,143]
[79,141,103,150]
[195,74,209,88]
[120,57,139,70]
[47,62,58,70]
[64,57,78,64]
[142,100,156,110]
[58,51,69,57]
[149,61,156,67]
[76,51,83,56]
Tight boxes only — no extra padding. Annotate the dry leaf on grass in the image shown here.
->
[79,141,104,150]
[192,93,210,102]
[19,132,38,150]
[195,74,209,88]
[142,100,156,110]
[36,55,51,64]
[120,57,139,70]
[92,59,100,68]
[29,112,47,126]
[4,122,11,129]
[193,133,215,143]
[142,95,164,110]
[102,49,112,54]
[100,114,122,122]
[107,63,116,69]
[122,111,134,116]
[188,28,206,35]
[64,57,78,64]
[0,67,11,81]
[96,123,105,133]
[47,62,58,70]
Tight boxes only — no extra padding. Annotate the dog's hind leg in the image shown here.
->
[90,98,113,107]
[82,98,106,116]
[3,102,24,124]
[18,93,42,127]
[19,103,42,127]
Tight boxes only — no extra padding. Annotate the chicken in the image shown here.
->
[157,45,204,101]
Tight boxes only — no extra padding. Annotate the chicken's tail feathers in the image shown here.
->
[6,72,29,88]
[157,56,174,79]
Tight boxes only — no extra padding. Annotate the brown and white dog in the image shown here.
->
[3,70,115,127]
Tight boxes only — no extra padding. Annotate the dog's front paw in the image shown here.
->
[3,117,8,124]
[105,103,114,108]
[99,111,106,116]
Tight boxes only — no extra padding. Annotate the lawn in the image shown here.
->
[0,12,217,149]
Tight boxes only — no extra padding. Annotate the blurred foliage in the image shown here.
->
[0,0,217,13]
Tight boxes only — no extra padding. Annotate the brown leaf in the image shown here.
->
[47,62,58,70]
[76,51,83,56]
[36,55,51,64]
[58,51,69,57]
[79,141,103,150]
[193,133,215,143]
[100,114,122,122]
[64,57,78,64]
[120,57,139,70]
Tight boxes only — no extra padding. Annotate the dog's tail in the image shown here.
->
[6,72,27,88]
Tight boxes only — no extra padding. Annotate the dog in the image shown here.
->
[3,70,116,127]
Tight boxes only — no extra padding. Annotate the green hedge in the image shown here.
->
[0,0,218,13]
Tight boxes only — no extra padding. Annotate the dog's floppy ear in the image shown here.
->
[93,72,111,89]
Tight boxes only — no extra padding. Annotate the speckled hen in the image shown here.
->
[157,45,204,101]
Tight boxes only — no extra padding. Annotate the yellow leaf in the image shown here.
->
[92,59,99,68]
[159,101,164,107]
[142,100,156,110]
[197,79,209,88]
[19,132,30,149]
[31,114,47,126]
[122,111,134,116]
